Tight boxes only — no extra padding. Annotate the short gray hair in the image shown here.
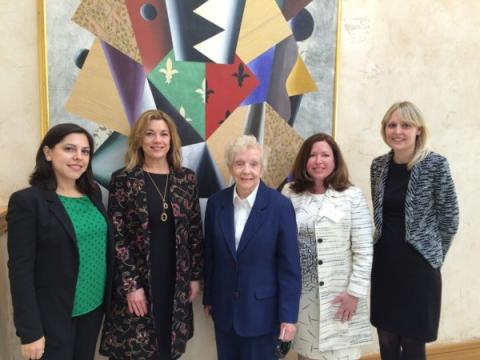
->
[224,135,268,169]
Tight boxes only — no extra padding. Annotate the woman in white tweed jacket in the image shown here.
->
[370,101,459,360]
[282,133,373,360]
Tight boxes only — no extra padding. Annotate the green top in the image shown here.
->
[59,195,107,316]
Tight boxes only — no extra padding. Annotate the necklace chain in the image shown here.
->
[145,171,169,222]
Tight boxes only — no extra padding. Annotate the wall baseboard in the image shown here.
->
[361,338,480,360]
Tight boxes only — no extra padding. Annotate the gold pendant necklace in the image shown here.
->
[145,171,169,222]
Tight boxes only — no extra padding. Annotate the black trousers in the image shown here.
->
[42,305,103,360]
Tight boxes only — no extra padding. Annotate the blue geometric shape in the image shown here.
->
[240,47,276,106]
[290,9,314,41]
[141,4,158,21]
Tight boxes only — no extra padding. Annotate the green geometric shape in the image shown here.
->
[148,50,206,139]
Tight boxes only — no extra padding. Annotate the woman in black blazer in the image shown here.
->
[7,123,114,360]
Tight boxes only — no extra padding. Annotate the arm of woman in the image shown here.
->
[433,157,459,258]
[347,189,373,297]
[108,173,144,298]
[186,171,203,300]
[276,199,301,334]
[126,288,148,316]
[20,336,45,360]
[202,198,215,314]
[334,189,373,321]
[332,291,358,322]
[7,191,45,346]
[370,161,376,203]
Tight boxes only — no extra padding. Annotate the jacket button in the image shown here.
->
[233,291,240,299]
[317,238,323,243]
[319,281,324,286]
[318,260,323,265]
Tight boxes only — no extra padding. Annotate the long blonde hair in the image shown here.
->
[125,110,182,171]
[381,101,431,169]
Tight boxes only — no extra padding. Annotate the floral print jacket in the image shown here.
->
[100,166,203,360]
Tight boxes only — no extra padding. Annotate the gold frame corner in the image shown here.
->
[37,0,49,137]
[332,0,342,139]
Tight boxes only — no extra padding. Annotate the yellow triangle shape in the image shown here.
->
[287,55,318,96]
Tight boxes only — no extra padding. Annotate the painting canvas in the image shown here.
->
[39,0,340,197]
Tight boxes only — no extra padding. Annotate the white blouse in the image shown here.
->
[233,184,258,250]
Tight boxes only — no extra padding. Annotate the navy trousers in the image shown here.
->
[215,327,278,360]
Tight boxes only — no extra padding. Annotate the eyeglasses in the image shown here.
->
[273,340,291,358]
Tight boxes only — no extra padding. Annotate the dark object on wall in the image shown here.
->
[74,49,89,69]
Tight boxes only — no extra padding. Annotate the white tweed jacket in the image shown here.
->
[282,185,373,353]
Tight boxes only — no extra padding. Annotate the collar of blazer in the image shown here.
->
[219,180,270,259]
[372,151,392,218]
[292,187,342,223]
[126,166,193,235]
[317,188,343,223]
[42,186,107,244]
[42,187,77,243]
[373,150,425,214]
[131,165,189,202]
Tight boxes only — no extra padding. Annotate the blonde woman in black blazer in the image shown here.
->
[370,102,459,360]
[7,124,114,360]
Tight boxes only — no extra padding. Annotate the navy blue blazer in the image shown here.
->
[203,181,301,337]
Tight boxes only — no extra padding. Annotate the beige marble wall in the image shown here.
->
[0,0,40,205]
[0,0,39,357]
[337,0,480,353]
[1,0,479,359]
[0,232,22,360]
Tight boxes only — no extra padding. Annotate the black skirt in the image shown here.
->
[370,161,441,342]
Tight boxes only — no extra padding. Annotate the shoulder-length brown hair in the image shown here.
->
[125,109,182,171]
[290,133,351,193]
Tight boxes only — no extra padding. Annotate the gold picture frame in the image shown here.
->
[37,0,49,137]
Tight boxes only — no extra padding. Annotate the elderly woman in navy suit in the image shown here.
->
[370,101,459,359]
[203,135,301,360]
[7,123,113,360]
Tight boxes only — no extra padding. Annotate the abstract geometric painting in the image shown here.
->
[40,0,340,197]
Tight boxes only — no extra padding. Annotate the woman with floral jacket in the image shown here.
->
[100,110,203,360]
